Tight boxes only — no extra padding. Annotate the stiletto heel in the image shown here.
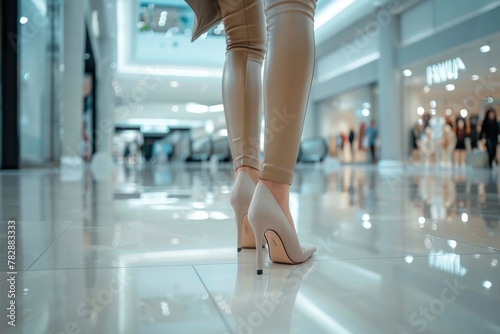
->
[248,182,316,275]
[230,171,257,251]
[255,228,264,275]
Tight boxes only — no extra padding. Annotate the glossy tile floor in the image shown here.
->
[1,163,499,334]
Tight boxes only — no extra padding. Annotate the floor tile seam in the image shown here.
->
[192,265,235,334]
[407,227,500,253]
[25,211,87,271]
[20,261,244,272]
[311,252,499,262]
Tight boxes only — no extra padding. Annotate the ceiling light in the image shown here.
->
[430,108,436,115]
[402,69,412,77]
[209,104,224,112]
[471,74,480,81]
[205,120,214,134]
[362,102,371,109]
[445,109,452,115]
[482,280,492,289]
[461,213,468,222]
[362,221,372,229]
[186,103,208,113]
[362,108,370,117]
[430,100,437,108]
[447,240,457,249]
[362,214,370,221]
[480,45,490,53]
[92,10,100,38]
[490,67,497,73]
[172,105,179,112]
[20,17,28,24]
[219,129,228,137]
[460,109,468,117]
[404,255,414,264]
[170,81,179,88]
[445,84,455,91]
[423,85,431,93]
[315,0,355,30]
[417,107,425,115]
[418,217,425,224]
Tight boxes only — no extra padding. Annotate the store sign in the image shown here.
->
[426,57,466,86]
[141,124,169,133]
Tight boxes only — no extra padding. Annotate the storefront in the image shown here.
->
[317,85,378,163]
[401,33,500,164]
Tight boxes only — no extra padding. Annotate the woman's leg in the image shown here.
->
[260,0,316,228]
[219,0,266,183]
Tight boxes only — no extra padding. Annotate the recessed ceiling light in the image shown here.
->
[490,67,497,73]
[445,109,452,115]
[423,85,430,93]
[445,84,455,91]
[402,69,412,77]
[209,104,224,112]
[170,81,179,88]
[460,109,468,117]
[20,16,28,24]
[471,74,480,81]
[430,109,436,115]
[362,108,370,117]
[480,45,490,53]
[417,107,425,115]
[430,100,437,108]
[186,103,208,113]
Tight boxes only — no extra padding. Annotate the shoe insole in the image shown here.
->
[240,214,256,248]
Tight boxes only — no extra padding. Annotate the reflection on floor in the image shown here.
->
[0,163,499,333]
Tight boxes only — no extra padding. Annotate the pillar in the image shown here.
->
[377,15,403,166]
[61,0,86,161]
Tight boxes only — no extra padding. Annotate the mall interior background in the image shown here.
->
[1,0,500,169]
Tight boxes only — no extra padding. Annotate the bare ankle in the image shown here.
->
[260,179,295,230]
[236,166,260,184]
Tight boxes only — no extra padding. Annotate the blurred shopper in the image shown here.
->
[348,128,356,162]
[123,143,131,164]
[411,121,423,163]
[186,0,317,274]
[366,120,378,164]
[481,108,499,168]
[454,118,467,168]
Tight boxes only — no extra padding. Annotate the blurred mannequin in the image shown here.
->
[429,112,446,166]
[420,127,435,166]
[441,124,455,168]
[454,118,467,167]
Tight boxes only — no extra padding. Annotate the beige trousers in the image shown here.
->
[219,0,316,184]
